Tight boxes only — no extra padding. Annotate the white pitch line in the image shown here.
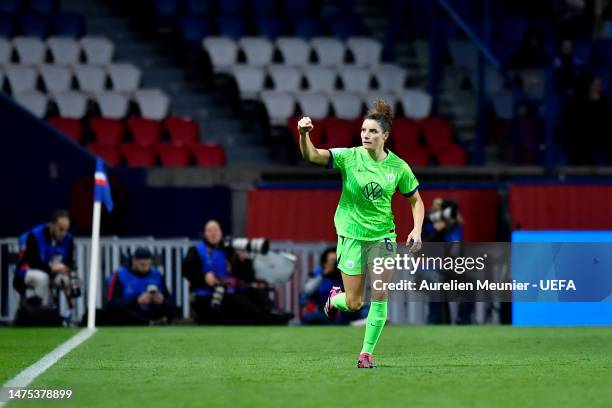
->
[0,328,96,406]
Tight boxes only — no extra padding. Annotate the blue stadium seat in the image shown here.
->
[292,17,322,39]
[0,0,21,14]
[216,16,247,39]
[19,14,50,38]
[28,0,59,14]
[0,14,16,37]
[283,0,314,17]
[249,0,279,17]
[52,13,85,37]
[153,0,180,17]
[326,15,366,41]
[255,17,288,40]
[178,16,211,49]
[218,0,246,15]
[185,0,212,16]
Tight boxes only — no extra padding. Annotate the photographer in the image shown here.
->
[105,247,173,325]
[182,219,292,325]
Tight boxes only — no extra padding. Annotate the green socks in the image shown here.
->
[361,300,388,355]
[331,292,349,311]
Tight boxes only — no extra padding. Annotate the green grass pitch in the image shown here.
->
[1,326,611,407]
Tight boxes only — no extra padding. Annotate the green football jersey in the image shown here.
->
[328,146,419,241]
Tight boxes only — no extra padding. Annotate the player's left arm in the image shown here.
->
[406,190,424,253]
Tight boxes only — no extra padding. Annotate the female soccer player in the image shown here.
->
[297,99,425,368]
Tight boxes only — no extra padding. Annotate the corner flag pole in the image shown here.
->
[87,200,102,330]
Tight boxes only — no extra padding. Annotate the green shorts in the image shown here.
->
[336,234,397,275]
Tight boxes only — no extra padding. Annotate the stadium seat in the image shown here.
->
[276,37,310,66]
[0,0,21,14]
[419,117,454,148]
[255,17,289,40]
[338,66,371,94]
[0,69,5,90]
[14,91,48,118]
[329,92,363,120]
[47,37,81,64]
[203,37,238,72]
[89,117,125,147]
[0,14,16,37]
[0,38,13,64]
[95,92,129,119]
[87,143,121,166]
[491,91,514,119]
[260,91,296,125]
[127,117,162,148]
[268,65,302,92]
[292,17,322,39]
[157,144,191,167]
[432,145,468,166]
[51,13,85,37]
[326,15,366,41]
[449,40,477,69]
[191,143,225,166]
[321,117,355,148]
[39,64,72,94]
[346,37,382,67]
[311,37,345,66]
[19,14,50,38]
[121,144,157,166]
[303,66,337,92]
[13,37,46,64]
[231,66,265,98]
[249,0,278,17]
[73,65,107,93]
[391,117,420,149]
[216,16,247,39]
[133,89,170,120]
[399,89,432,120]
[163,116,199,146]
[394,145,431,166]
[362,92,397,110]
[185,0,212,16]
[106,63,141,92]
[295,92,330,120]
[4,65,38,94]
[283,0,316,17]
[373,64,407,93]
[80,37,114,64]
[238,37,274,66]
[53,91,88,118]
[218,0,246,15]
[153,0,180,18]
[29,0,59,14]
[48,116,83,142]
[178,16,211,50]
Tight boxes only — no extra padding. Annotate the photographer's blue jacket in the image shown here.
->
[106,266,170,304]
[16,224,75,277]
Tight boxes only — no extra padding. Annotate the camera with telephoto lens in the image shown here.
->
[67,270,81,298]
[427,200,459,224]
[223,236,269,255]
[210,285,226,310]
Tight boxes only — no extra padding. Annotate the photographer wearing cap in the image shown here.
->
[105,247,173,325]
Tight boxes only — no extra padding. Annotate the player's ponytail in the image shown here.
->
[366,99,393,135]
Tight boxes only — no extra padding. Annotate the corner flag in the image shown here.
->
[94,158,113,211]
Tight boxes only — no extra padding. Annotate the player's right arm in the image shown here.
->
[297,116,329,166]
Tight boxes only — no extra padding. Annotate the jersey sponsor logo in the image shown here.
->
[386,173,395,182]
[363,181,383,201]
[345,260,355,269]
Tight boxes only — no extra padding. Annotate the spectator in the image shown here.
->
[105,247,173,325]
[507,28,550,69]
[553,38,583,96]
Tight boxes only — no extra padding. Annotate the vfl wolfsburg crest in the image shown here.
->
[363,181,383,201]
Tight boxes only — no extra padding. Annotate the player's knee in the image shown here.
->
[346,297,363,311]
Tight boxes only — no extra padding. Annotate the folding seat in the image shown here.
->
[255,17,289,40]
[321,117,354,147]
[53,91,88,118]
[185,0,212,16]
[51,13,85,37]
[4,65,38,94]
[432,145,468,166]
[0,0,21,14]
[127,117,162,148]
[238,37,273,66]
[310,37,345,66]
[48,116,83,142]
[178,16,211,50]
[191,143,225,166]
[394,145,431,166]
[399,89,432,120]
[326,15,366,41]
[13,37,47,64]
[202,37,238,72]
[302,66,336,92]
[218,0,246,15]
[95,92,129,119]
[346,37,382,67]
[157,144,191,167]
[73,65,107,93]
[292,17,322,40]
[419,116,454,148]
[329,92,362,120]
[260,91,296,125]
[391,117,420,150]
[87,143,121,166]
[14,91,48,118]
[28,0,59,14]
[89,117,125,147]
[106,63,141,92]
[338,66,371,93]
[287,115,322,146]
[449,39,477,69]
[47,37,80,64]
[295,92,330,119]
[79,36,114,64]
[38,64,72,93]
[231,65,265,98]
[373,64,406,93]
[268,65,301,92]
[216,16,247,39]
[0,14,15,37]
[19,14,50,38]
[121,144,157,167]
[163,116,199,146]
[133,89,170,120]
[276,37,310,66]
[0,38,13,64]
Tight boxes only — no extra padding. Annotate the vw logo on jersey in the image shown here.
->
[346,260,355,269]
[386,173,395,182]
[363,181,383,201]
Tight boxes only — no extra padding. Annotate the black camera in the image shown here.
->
[223,236,269,255]
[68,270,81,298]
[210,285,226,310]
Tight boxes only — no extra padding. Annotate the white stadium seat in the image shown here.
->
[47,37,81,65]
[0,38,12,64]
[399,89,432,120]
[106,63,141,92]
[338,66,371,94]
[13,37,46,64]
[295,92,330,119]
[362,92,397,108]
[238,37,274,67]
[276,37,310,66]
[203,37,239,72]
[95,91,130,119]
[303,66,336,92]
[73,64,107,93]
[329,92,363,120]
[231,65,266,98]
[14,91,48,118]
[80,36,114,64]
[39,64,73,94]
[4,64,38,94]
[133,89,170,120]
[374,64,407,93]
[53,91,89,119]
[346,37,382,67]
[268,65,302,92]
[310,37,345,66]
[260,91,296,125]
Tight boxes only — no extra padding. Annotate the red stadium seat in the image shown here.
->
[120,144,157,167]
[163,116,199,147]
[87,143,121,166]
[89,117,125,147]
[419,116,454,148]
[126,117,162,148]
[391,117,420,149]
[48,116,83,143]
[157,144,191,167]
[394,145,431,166]
[433,145,468,166]
[287,117,323,147]
[191,143,226,167]
[320,117,355,148]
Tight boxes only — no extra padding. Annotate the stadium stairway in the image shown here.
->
[60,0,273,165]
